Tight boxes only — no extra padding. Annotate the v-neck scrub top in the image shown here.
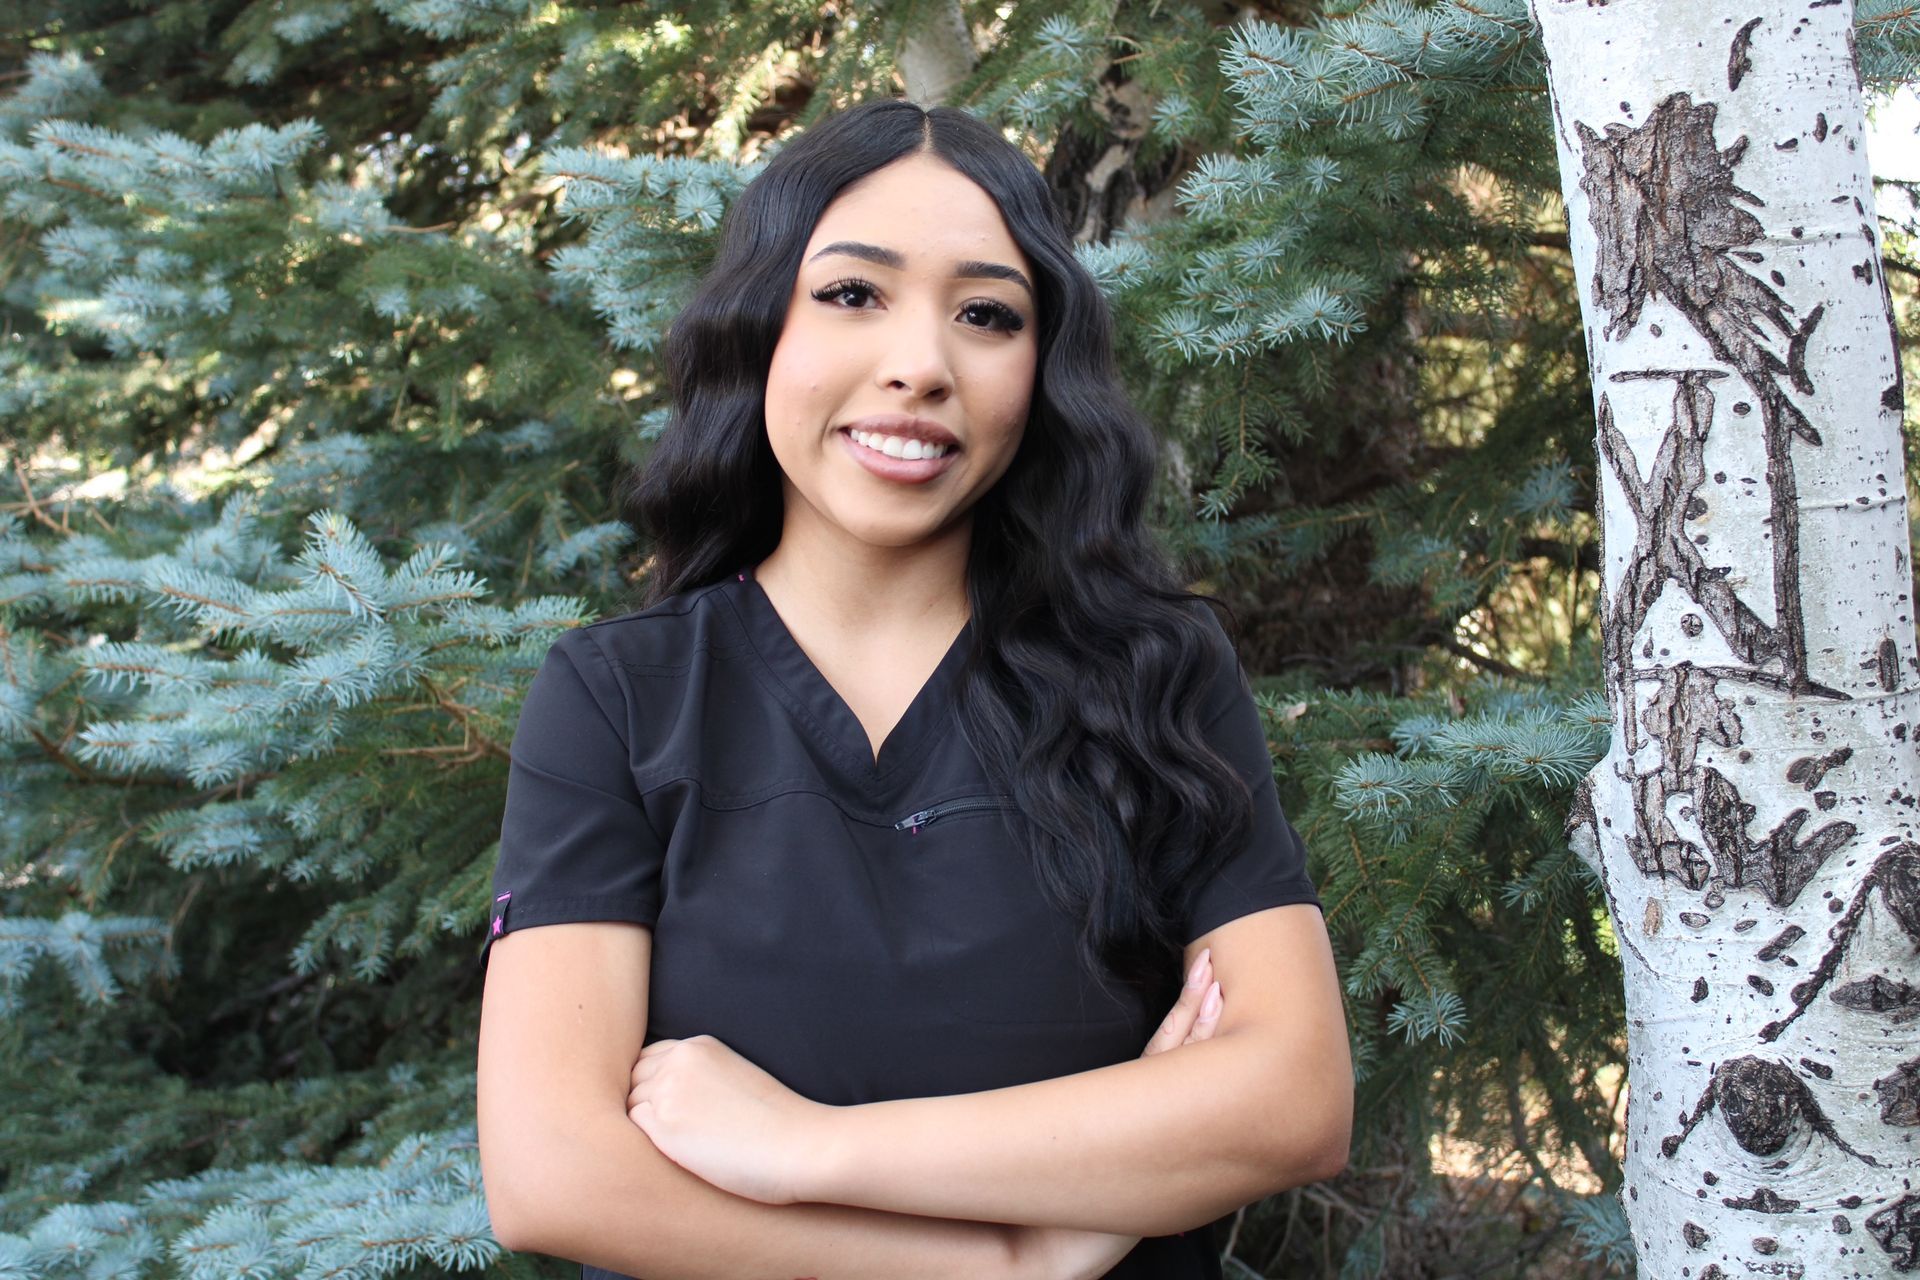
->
[480,565,1321,1279]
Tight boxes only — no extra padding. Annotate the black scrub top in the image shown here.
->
[480,564,1321,1279]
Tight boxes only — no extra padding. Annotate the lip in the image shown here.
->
[837,426,961,485]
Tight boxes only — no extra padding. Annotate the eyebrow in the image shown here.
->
[807,240,1034,301]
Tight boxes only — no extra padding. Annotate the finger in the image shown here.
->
[1183,979,1223,1046]
[1141,950,1211,1058]
[632,1041,676,1078]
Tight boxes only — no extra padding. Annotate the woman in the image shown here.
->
[475,98,1352,1280]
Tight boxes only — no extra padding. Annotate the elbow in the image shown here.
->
[1303,1121,1351,1185]
[1262,1122,1348,1192]
[482,1167,542,1255]
[1297,1053,1354,1186]
[485,1197,530,1255]
[1302,1079,1355,1184]
[479,1125,565,1256]
[1263,1090,1352,1190]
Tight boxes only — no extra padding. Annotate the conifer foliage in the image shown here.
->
[3,1,1915,1275]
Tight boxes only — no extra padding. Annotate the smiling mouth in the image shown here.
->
[835,427,961,484]
[842,426,959,460]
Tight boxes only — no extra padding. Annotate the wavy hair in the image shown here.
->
[618,97,1256,1007]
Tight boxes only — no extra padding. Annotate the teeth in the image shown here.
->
[850,428,953,461]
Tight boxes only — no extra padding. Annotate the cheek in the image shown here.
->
[987,348,1038,432]
[764,327,835,425]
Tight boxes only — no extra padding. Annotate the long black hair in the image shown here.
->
[618,97,1255,1008]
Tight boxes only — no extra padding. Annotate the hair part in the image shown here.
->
[619,97,1255,1008]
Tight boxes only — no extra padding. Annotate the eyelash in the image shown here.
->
[810,277,1026,334]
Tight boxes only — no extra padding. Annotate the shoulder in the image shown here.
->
[528,575,740,751]
[564,575,739,675]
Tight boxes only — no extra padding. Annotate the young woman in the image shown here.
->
[475,98,1352,1280]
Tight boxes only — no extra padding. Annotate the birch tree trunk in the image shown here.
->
[895,0,975,106]
[1533,1,1920,1274]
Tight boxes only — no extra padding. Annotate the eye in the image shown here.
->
[810,277,1026,334]
[812,277,878,309]
[959,299,1025,334]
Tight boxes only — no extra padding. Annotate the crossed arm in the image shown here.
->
[478,902,1351,1277]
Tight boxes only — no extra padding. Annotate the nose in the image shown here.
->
[872,299,954,402]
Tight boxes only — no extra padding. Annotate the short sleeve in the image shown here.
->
[478,628,665,974]
[1181,610,1321,946]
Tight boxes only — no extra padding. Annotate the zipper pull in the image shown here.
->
[895,808,935,833]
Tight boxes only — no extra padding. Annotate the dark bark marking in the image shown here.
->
[1886,384,1905,410]
[1785,304,1822,401]
[1697,765,1853,905]
[1582,92,1835,710]
[1884,843,1920,940]
[1752,1236,1778,1254]
[1693,976,1710,1001]
[1785,746,1851,791]
[1879,636,1901,691]
[1723,1186,1800,1212]
[1756,924,1805,960]
[1702,1267,1727,1280]
[1798,1056,1832,1079]
[1814,112,1829,141]
[1684,1220,1710,1248]
[1840,978,1920,1030]
[1661,1055,1875,1164]
[1836,1214,1853,1234]
[1873,1056,1920,1125]
[1867,1193,1920,1268]
[1729,18,1763,90]
[1747,973,1774,994]
[1764,846,1920,1039]
[1580,96,1845,901]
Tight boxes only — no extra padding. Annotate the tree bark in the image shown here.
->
[1535,0,1920,1275]
[895,0,975,107]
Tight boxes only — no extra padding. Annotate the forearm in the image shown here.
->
[808,1030,1346,1238]
[506,1110,1023,1280]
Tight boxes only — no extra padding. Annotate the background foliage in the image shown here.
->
[3,1,1917,1276]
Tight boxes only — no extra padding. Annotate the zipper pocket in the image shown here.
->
[894,794,1018,833]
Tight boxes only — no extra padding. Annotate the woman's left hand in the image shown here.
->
[626,1034,832,1205]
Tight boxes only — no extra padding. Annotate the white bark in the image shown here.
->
[895,0,975,107]
[1533,0,1920,1275]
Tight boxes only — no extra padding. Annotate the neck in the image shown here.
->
[754,521,972,640]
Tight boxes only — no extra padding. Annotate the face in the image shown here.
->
[763,150,1039,555]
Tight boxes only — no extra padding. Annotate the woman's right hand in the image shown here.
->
[1008,949,1224,1280]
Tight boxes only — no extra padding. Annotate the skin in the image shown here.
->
[749,149,1039,715]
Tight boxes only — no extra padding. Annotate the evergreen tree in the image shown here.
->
[2,1,1914,1275]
